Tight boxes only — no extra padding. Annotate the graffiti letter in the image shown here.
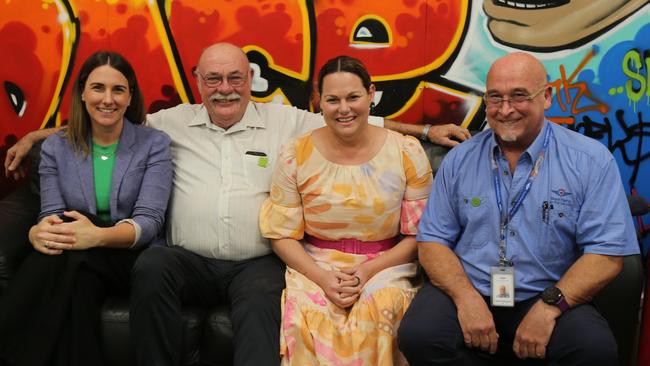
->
[622,50,645,104]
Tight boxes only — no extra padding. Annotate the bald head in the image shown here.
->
[198,43,250,70]
[195,42,253,129]
[487,52,547,87]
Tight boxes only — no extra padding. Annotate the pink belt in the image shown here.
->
[305,235,399,254]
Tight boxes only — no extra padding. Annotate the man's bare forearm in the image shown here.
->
[556,253,623,307]
[384,119,471,147]
[384,119,427,138]
[419,242,481,302]
[27,127,63,143]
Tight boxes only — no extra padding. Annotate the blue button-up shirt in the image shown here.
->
[417,120,639,302]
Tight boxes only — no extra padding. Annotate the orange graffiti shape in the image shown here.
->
[164,0,310,103]
[0,1,68,144]
[548,49,609,125]
[314,0,468,80]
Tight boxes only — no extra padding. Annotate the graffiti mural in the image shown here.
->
[1,0,649,250]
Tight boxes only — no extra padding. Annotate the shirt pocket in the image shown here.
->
[456,194,493,249]
[537,202,578,262]
[243,153,273,192]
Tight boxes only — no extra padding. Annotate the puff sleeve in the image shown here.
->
[399,135,433,235]
[260,139,305,240]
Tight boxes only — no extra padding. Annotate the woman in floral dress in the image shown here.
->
[260,55,432,365]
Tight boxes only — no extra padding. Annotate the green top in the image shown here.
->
[92,141,118,223]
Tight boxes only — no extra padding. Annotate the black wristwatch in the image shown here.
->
[541,286,569,314]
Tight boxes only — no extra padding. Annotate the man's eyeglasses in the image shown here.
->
[483,85,548,107]
[194,70,247,88]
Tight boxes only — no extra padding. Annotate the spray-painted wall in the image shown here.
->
[1,0,649,247]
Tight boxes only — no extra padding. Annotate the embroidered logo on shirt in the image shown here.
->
[552,188,572,197]
[551,188,574,206]
[471,197,481,207]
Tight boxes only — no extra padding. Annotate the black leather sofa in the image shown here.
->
[0,142,644,366]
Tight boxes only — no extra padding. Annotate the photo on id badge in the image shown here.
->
[491,266,514,307]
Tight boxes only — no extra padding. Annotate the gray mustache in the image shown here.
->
[209,93,241,102]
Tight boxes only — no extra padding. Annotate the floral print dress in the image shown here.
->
[260,130,432,366]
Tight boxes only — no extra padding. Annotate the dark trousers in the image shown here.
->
[130,245,286,366]
[0,248,140,366]
[398,283,618,366]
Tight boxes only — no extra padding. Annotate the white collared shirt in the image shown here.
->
[147,102,383,260]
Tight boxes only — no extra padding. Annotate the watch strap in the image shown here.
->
[556,295,569,313]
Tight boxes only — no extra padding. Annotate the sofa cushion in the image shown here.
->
[100,297,233,366]
[201,304,234,365]
[0,184,40,293]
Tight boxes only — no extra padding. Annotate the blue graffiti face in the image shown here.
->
[483,0,649,51]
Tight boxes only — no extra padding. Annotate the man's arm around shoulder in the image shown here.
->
[5,127,62,179]
[384,119,471,147]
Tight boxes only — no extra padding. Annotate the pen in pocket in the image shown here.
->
[245,151,269,167]
[245,151,267,157]
[541,201,553,223]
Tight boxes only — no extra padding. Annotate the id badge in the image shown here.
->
[491,266,515,307]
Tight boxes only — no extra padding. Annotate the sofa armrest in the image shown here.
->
[0,183,40,292]
[0,141,42,293]
[593,254,643,366]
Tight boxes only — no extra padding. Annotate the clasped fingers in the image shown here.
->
[34,236,74,252]
[35,239,65,255]
[36,231,75,244]
[321,283,359,308]
[334,270,356,283]
[331,290,359,308]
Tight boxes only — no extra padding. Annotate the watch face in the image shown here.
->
[542,286,562,304]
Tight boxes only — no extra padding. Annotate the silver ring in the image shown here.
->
[354,276,361,286]
[44,241,49,249]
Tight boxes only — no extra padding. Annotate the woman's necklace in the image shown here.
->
[94,151,114,161]
[93,141,118,161]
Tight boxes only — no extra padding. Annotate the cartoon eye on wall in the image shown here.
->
[250,63,269,93]
[4,81,26,118]
[349,15,392,49]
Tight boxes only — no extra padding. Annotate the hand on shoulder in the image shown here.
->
[427,124,471,147]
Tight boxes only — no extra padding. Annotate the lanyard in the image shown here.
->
[491,126,551,266]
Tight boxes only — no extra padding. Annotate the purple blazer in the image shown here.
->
[38,120,172,248]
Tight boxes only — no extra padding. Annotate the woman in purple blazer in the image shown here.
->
[0,51,172,365]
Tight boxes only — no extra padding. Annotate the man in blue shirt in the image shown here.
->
[398,52,639,365]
